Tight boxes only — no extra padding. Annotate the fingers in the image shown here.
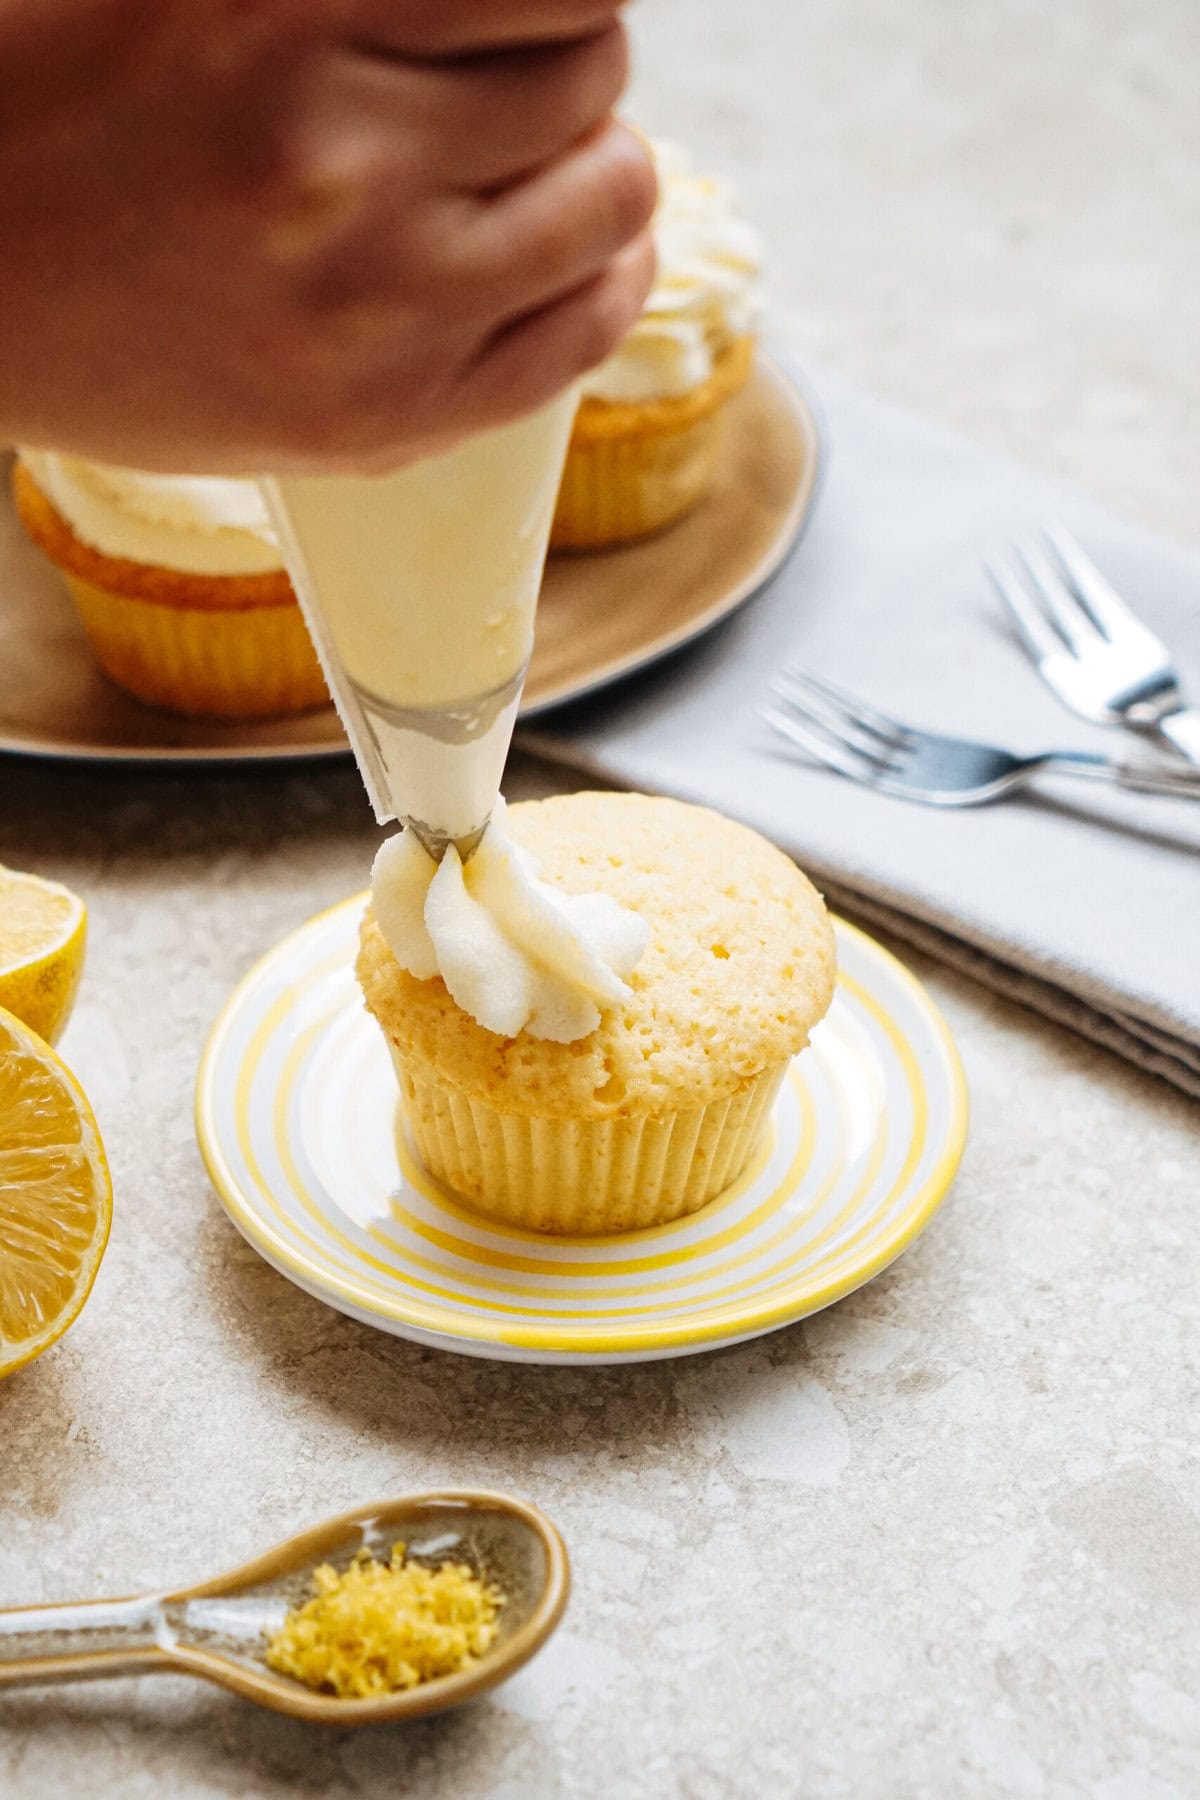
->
[286,114,655,333]
[343,0,627,56]
[452,119,657,317]
[458,229,656,427]
[390,23,629,188]
[240,225,654,471]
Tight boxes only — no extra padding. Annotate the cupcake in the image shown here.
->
[12,454,327,719]
[357,793,835,1235]
[550,142,763,551]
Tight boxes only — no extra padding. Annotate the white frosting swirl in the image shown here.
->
[17,451,282,576]
[582,140,763,404]
[371,798,648,1042]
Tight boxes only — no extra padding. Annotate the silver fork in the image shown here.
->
[762,669,1200,807]
[986,526,1200,766]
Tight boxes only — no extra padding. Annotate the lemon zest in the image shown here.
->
[265,1542,502,1699]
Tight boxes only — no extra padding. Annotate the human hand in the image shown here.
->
[0,0,656,472]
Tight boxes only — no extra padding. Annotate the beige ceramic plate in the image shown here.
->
[0,356,818,765]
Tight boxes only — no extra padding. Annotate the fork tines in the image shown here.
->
[985,525,1145,659]
[763,668,909,780]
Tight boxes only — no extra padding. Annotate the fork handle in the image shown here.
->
[1156,707,1200,769]
[1040,752,1200,799]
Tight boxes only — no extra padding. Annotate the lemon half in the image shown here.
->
[0,1006,112,1377]
[0,865,87,1045]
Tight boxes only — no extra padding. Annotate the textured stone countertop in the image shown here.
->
[2,3,1198,1796]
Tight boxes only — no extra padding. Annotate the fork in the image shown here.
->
[985,526,1200,767]
[762,669,1200,807]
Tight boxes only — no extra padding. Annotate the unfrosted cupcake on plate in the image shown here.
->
[357,792,835,1235]
[551,141,763,551]
[12,454,327,719]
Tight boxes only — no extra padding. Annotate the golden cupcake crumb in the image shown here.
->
[359,793,835,1120]
[11,460,328,718]
[11,460,292,609]
[264,1543,502,1700]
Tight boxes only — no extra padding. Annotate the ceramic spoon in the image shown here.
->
[0,1490,569,1725]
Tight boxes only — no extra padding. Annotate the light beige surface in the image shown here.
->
[2,2,1198,1796]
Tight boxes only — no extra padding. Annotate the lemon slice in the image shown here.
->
[0,1007,111,1377]
[0,866,87,1046]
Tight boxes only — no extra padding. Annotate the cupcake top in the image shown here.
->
[16,452,281,577]
[370,796,649,1044]
[357,793,836,1119]
[581,141,763,405]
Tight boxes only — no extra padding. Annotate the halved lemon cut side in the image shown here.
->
[0,865,87,1045]
[0,1006,111,1377]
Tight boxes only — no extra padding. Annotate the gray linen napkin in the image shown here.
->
[519,358,1200,1098]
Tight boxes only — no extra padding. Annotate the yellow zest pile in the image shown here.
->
[264,1542,503,1699]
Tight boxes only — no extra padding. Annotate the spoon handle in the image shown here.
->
[0,1592,171,1688]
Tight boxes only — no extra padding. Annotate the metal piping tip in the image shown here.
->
[403,815,490,865]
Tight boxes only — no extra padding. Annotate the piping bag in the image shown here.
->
[260,389,577,861]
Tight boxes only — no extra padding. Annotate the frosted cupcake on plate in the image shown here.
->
[357,792,835,1235]
[11,454,326,719]
[550,141,763,551]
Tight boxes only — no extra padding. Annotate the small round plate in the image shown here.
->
[0,355,818,765]
[196,897,967,1366]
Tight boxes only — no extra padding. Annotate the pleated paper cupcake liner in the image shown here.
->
[65,575,328,720]
[550,335,756,550]
[390,1046,788,1235]
[550,412,727,550]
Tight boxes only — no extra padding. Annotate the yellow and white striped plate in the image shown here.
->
[196,898,967,1365]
